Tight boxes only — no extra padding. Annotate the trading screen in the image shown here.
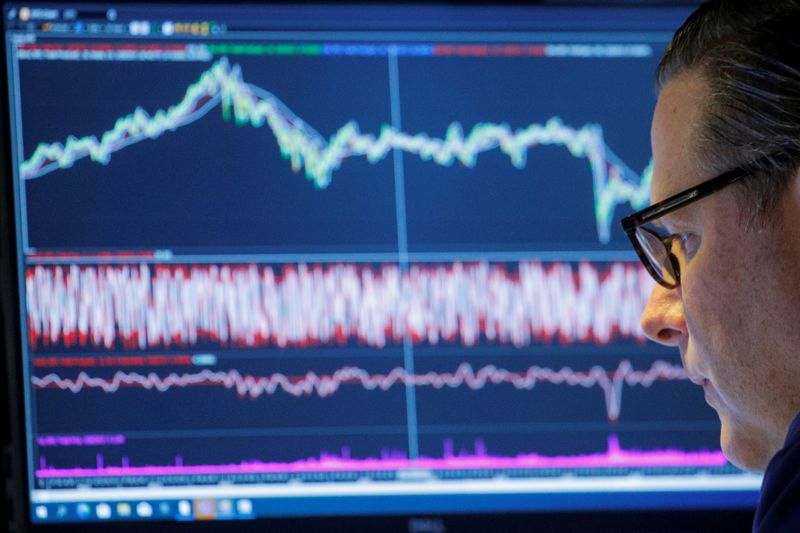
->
[2,2,761,524]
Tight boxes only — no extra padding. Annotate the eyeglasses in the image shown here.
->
[620,154,779,289]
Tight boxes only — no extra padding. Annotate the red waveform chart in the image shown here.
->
[31,359,686,422]
[25,261,653,351]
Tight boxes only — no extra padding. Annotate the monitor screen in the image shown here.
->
[0,1,761,527]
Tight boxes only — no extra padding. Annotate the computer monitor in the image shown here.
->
[0,1,760,530]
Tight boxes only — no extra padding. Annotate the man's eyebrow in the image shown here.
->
[650,218,666,229]
[658,211,697,233]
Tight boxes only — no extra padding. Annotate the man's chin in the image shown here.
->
[719,418,770,473]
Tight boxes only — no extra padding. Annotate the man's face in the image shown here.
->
[642,70,800,472]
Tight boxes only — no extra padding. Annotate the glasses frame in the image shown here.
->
[621,154,779,289]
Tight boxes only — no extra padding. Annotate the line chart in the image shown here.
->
[20,57,651,242]
[34,434,727,478]
[25,261,653,350]
[31,359,687,422]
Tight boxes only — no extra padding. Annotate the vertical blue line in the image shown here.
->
[388,46,419,459]
[388,48,409,265]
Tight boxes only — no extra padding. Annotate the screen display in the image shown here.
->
[1,2,760,525]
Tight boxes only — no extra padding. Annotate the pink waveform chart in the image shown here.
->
[31,359,687,422]
[33,434,727,479]
[24,261,654,351]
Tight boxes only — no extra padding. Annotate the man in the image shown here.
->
[619,1,800,530]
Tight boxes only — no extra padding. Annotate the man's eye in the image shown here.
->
[675,233,699,259]
[666,233,697,260]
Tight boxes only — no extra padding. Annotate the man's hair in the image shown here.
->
[657,0,800,223]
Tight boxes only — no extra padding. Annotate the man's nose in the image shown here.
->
[640,283,687,346]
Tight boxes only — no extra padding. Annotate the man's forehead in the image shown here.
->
[650,71,709,205]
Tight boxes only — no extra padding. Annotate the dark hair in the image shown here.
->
[657,0,800,223]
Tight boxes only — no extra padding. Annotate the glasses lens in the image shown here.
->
[635,227,678,287]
